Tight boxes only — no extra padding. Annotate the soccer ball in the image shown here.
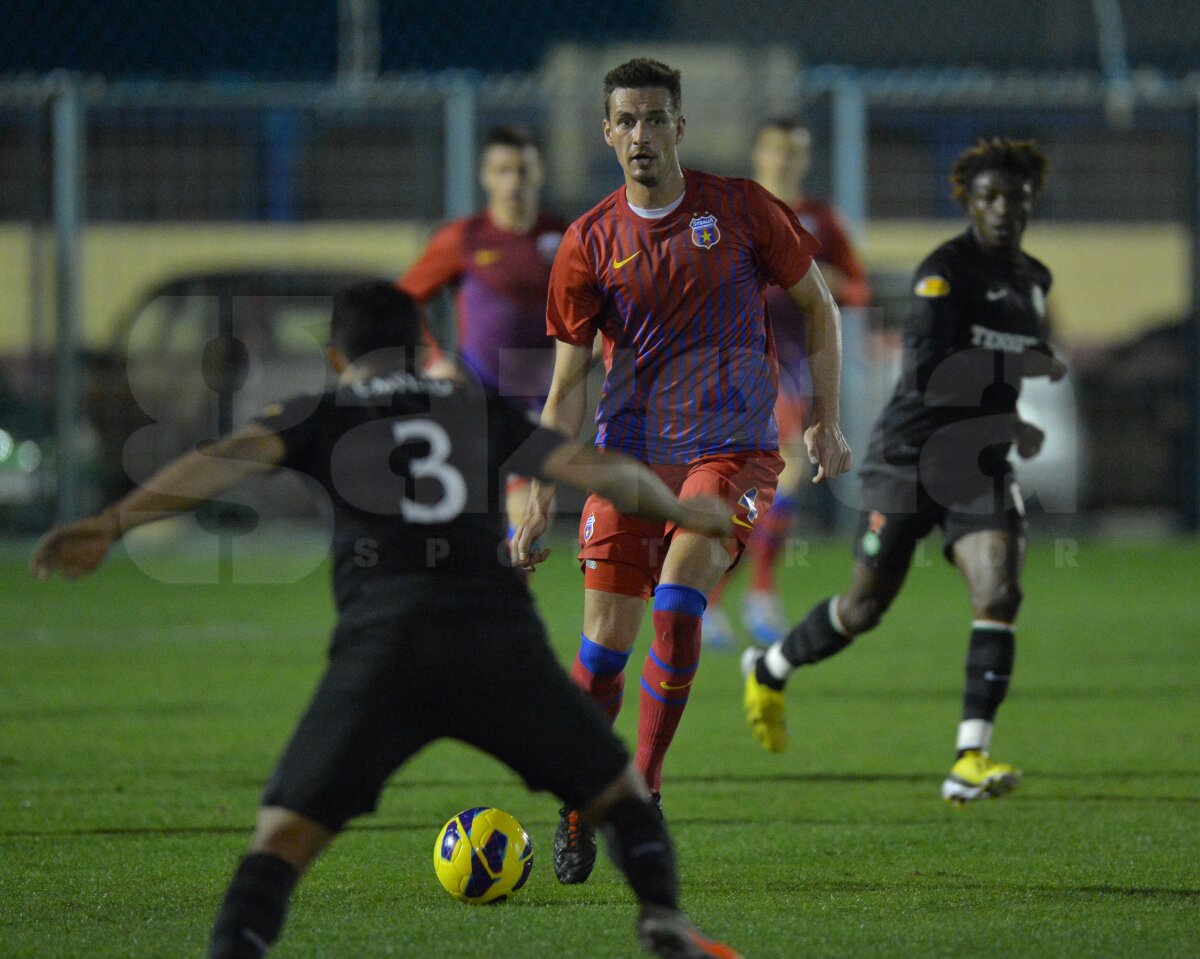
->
[433,806,534,904]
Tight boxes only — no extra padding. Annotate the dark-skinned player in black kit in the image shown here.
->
[742,138,1067,803]
[32,283,744,959]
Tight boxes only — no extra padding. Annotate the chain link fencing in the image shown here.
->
[1,1,1197,536]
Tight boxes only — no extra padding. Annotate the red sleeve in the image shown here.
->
[397,221,466,362]
[819,207,871,307]
[546,224,603,346]
[747,181,820,291]
[397,221,465,304]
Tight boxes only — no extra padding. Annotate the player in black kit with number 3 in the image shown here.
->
[31,283,743,959]
[742,138,1067,803]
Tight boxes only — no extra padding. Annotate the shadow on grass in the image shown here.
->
[748,873,1200,902]
[793,684,1195,703]
[667,769,1200,785]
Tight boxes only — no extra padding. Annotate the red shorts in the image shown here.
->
[577,451,784,600]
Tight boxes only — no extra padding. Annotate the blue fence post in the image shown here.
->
[51,72,85,523]
[443,71,478,219]
[263,108,300,221]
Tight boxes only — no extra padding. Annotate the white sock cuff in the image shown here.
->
[972,619,1014,633]
[828,597,850,637]
[956,718,994,753]
[764,644,792,681]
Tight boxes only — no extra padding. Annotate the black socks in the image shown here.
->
[208,853,299,959]
[962,623,1015,727]
[780,599,853,670]
[600,797,679,911]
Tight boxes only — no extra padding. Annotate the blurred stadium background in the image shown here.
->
[1,0,1199,541]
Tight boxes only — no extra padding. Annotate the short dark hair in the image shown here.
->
[949,137,1049,206]
[603,58,682,118]
[330,281,421,364]
[482,125,539,155]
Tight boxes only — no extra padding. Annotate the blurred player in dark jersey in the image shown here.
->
[399,126,565,534]
[743,138,1067,804]
[511,58,851,882]
[31,283,744,959]
[704,119,872,649]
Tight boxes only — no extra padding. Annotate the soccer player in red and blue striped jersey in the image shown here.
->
[511,58,852,889]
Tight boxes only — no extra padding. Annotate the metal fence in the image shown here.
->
[2,36,1198,534]
[5,1,1199,78]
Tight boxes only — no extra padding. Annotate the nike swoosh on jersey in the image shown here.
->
[986,288,1008,301]
[612,251,641,270]
[731,516,754,530]
[660,680,692,691]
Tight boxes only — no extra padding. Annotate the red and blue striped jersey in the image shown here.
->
[400,211,565,407]
[547,169,818,463]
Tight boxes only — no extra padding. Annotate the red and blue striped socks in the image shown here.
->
[636,584,707,792]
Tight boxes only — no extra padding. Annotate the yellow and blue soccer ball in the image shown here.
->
[433,806,534,904]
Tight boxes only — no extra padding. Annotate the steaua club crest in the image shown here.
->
[689,213,720,249]
[583,513,596,542]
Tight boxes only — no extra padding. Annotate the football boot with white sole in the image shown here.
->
[941,750,1021,804]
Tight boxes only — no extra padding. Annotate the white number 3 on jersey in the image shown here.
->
[391,420,468,524]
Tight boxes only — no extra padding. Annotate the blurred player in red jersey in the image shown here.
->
[705,119,873,649]
[510,58,851,889]
[399,126,565,533]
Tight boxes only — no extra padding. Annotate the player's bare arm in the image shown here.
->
[786,263,853,483]
[540,442,732,539]
[31,424,286,580]
[815,261,850,302]
[512,339,593,566]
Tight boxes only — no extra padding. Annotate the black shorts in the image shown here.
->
[853,466,1027,574]
[262,574,628,831]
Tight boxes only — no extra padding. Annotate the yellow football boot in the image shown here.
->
[740,648,788,753]
[942,750,1021,804]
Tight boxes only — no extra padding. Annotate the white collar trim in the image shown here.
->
[628,191,685,219]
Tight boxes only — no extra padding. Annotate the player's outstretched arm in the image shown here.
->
[539,442,732,539]
[512,340,594,566]
[788,263,852,483]
[30,424,286,581]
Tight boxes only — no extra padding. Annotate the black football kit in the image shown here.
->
[854,229,1054,570]
[251,372,627,830]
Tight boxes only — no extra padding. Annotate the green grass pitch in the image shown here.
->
[3,536,1198,957]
